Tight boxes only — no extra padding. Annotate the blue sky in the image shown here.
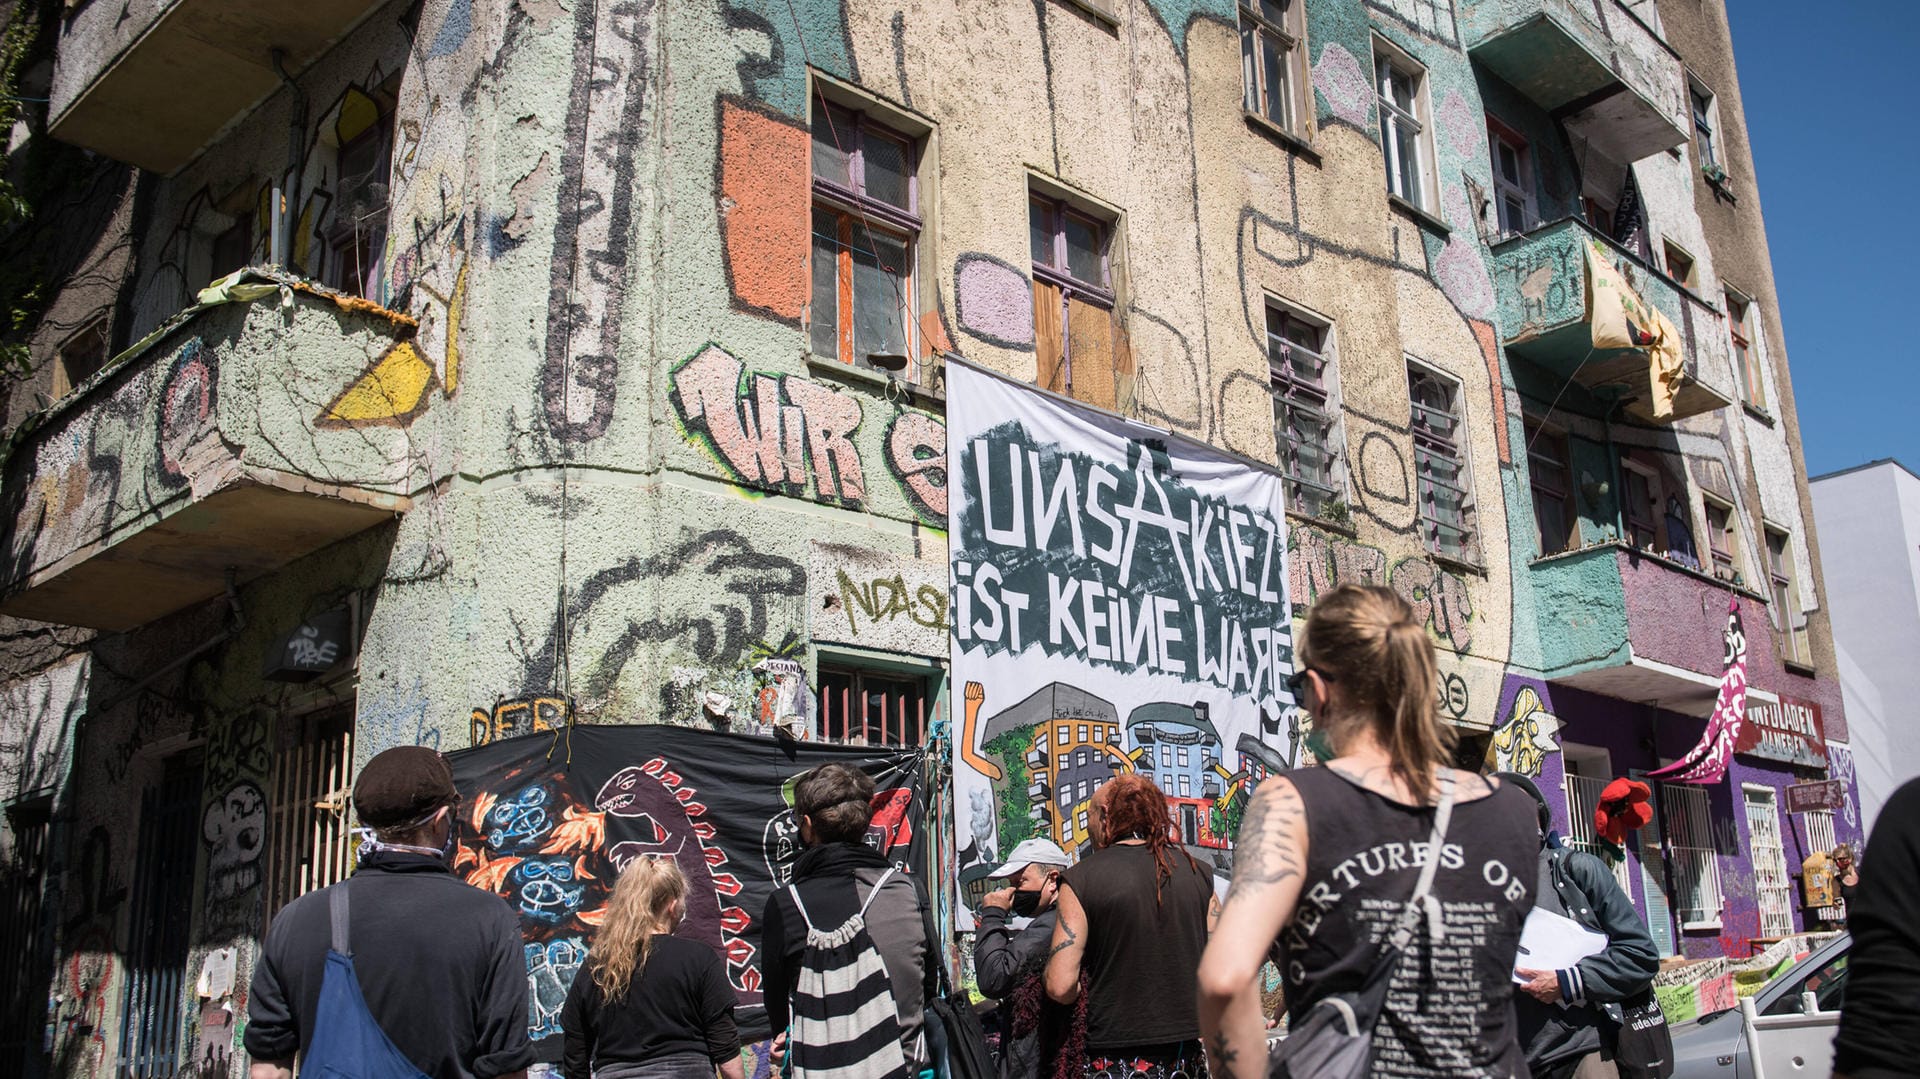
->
[1729,1,1920,478]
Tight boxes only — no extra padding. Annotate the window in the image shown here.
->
[1374,39,1434,212]
[1743,785,1796,938]
[1702,496,1740,582]
[1663,241,1696,289]
[1161,746,1172,767]
[51,319,110,398]
[1690,80,1718,171]
[1268,302,1342,516]
[1178,774,1192,797]
[1561,745,1633,893]
[1030,189,1129,409]
[1061,788,1072,809]
[0,798,50,1059]
[1761,946,1848,1016]
[265,707,355,928]
[212,218,252,279]
[1661,782,1723,928]
[1076,749,1087,767]
[1409,364,1473,559]
[816,666,928,744]
[1488,121,1534,234]
[1077,808,1090,833]
[1621,462,1661,550]
[1177,746,1190,767]
[1058,753,1070,772]
[323,107,391,299]
[810,98,920,370]
[1241,0,1306,135]
[1525,421,1575,555]
[1728,292,1765,409]
[1077,723,1089,743]
[1765,527,1811,666]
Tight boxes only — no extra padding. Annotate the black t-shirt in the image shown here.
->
[560,934,739,1079]
[1834,777,1920,1078]
[1277,768,1536,1079]
[243,852,534,1079]
[1061,842,1214,1050]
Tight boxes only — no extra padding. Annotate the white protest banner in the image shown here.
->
[946,359,1297,925]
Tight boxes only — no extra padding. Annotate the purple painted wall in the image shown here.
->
[1504,676,1862,962]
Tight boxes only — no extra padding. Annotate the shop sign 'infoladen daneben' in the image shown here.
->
[1736,694,1827,768]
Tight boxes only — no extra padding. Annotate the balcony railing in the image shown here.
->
[0,270,422,630]
[1491,217,1735,423]
[1462,0,1687,164]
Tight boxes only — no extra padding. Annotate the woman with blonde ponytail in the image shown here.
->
[1198,585,1539,1078]
[562,856,742,1079]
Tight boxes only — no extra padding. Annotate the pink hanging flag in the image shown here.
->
[1649,598,1748,784]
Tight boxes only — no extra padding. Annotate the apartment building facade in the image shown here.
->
[0,0,1855,1074]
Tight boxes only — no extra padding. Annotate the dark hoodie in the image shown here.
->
[759,842,940,1066]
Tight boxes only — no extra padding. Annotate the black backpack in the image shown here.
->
[924,950,995,1079]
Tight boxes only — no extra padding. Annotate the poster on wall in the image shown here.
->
[946,359,1296,927]
[445,725,926,1057]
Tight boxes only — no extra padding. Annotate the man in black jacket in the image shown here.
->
[1499,772,1660,1079]
[973,837,1071,1079]
[246,746,533,1079]
[760,763,939,1074]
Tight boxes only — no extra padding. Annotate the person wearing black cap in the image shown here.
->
[245,746,533,1079]
[1497,771,1660,1079]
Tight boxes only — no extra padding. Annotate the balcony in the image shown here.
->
[48,1,388,174]
[1491,217,1735,423]
[1530,542,1776,714]
[0,270,424,631]
[1462,0,1687,164]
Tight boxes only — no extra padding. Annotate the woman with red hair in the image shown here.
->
[1045,772,1215,1079]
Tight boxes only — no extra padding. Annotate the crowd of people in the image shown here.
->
[240,584,1913,1079]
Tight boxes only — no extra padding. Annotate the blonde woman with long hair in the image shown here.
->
[1198,585,1540,1078]
[561,856,742,1079]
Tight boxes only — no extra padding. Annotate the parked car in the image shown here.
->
[1669,932,1849,1079]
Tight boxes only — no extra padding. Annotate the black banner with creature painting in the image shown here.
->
[446,725,928,1059]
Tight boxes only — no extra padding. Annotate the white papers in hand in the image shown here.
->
[1512,907,1608,984]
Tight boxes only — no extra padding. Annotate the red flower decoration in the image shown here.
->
[1594,777,1654,846]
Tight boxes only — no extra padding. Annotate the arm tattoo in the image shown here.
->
[1047,922,1079,959]
[1209,1032,1239,1066]
[1224,782,1305,905]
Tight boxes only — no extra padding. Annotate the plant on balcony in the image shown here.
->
[1701,162,1731,189]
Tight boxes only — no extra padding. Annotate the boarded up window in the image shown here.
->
[1030,194,1129,411]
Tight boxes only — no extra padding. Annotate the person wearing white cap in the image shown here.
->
[974,837,1073,1079]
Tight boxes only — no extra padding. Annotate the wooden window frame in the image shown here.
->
[1690,79,1718,171]
[1241,0,1307,136]
[1727,291,1765,409]
[1525,419,1575,555]
[51,319,110,399]
[1029,187,1128,409]
[324,117,392,299]
[1487,118,1536,235]
[809,98,922,370]
[1620,459,1662,551]
[1701,494,1740,583]
[1373,37,1435,212]
[1663,240,1697,290]
[1764,525,1811,666]
[815,663,929,746]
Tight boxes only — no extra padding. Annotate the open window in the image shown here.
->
[1240,0,1308,136]
[1727,289,1765,410]
[322,90,393,299]
[1373,36,1437,214]
[1487,118,1536,235]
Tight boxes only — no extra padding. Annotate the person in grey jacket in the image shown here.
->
[972,838,1072,1079]
[1498,773,1661,1079]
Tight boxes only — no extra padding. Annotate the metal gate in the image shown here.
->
[264,708,355,929]
[1743,785,1796,939]
[118,753,204,1079]
[0,801,51,1074]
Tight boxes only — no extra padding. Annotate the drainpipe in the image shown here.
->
[84,570,247,719]
[269,49,307,272]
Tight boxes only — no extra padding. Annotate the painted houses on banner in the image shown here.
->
[0,0,1853,1075]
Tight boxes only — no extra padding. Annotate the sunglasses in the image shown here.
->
[1285,666,1335,697]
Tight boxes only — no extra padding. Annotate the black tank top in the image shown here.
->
[1276,767,1537,1079]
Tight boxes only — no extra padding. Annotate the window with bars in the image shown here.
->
[265,708,356,929]
[810,98,921,371]
[1728,293,1765,409]
[1030,191,1129,410]
[1661,782,1723,927]
[1702,496,1741,583]
[1744,785,1796,938]
[1240,0,1306,135]
[1765,527,1811,667]
[1525,420,1574,555]
[1561,760,1634,895]
[0,799,50,1065]
[816,666,929,746]
[1488,122,1535,234]
[1268,303,1342,517]
[1374,39,1434,212]
[1408,364,1474,559]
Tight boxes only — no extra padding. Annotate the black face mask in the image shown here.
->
[1010,888,1044,918]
